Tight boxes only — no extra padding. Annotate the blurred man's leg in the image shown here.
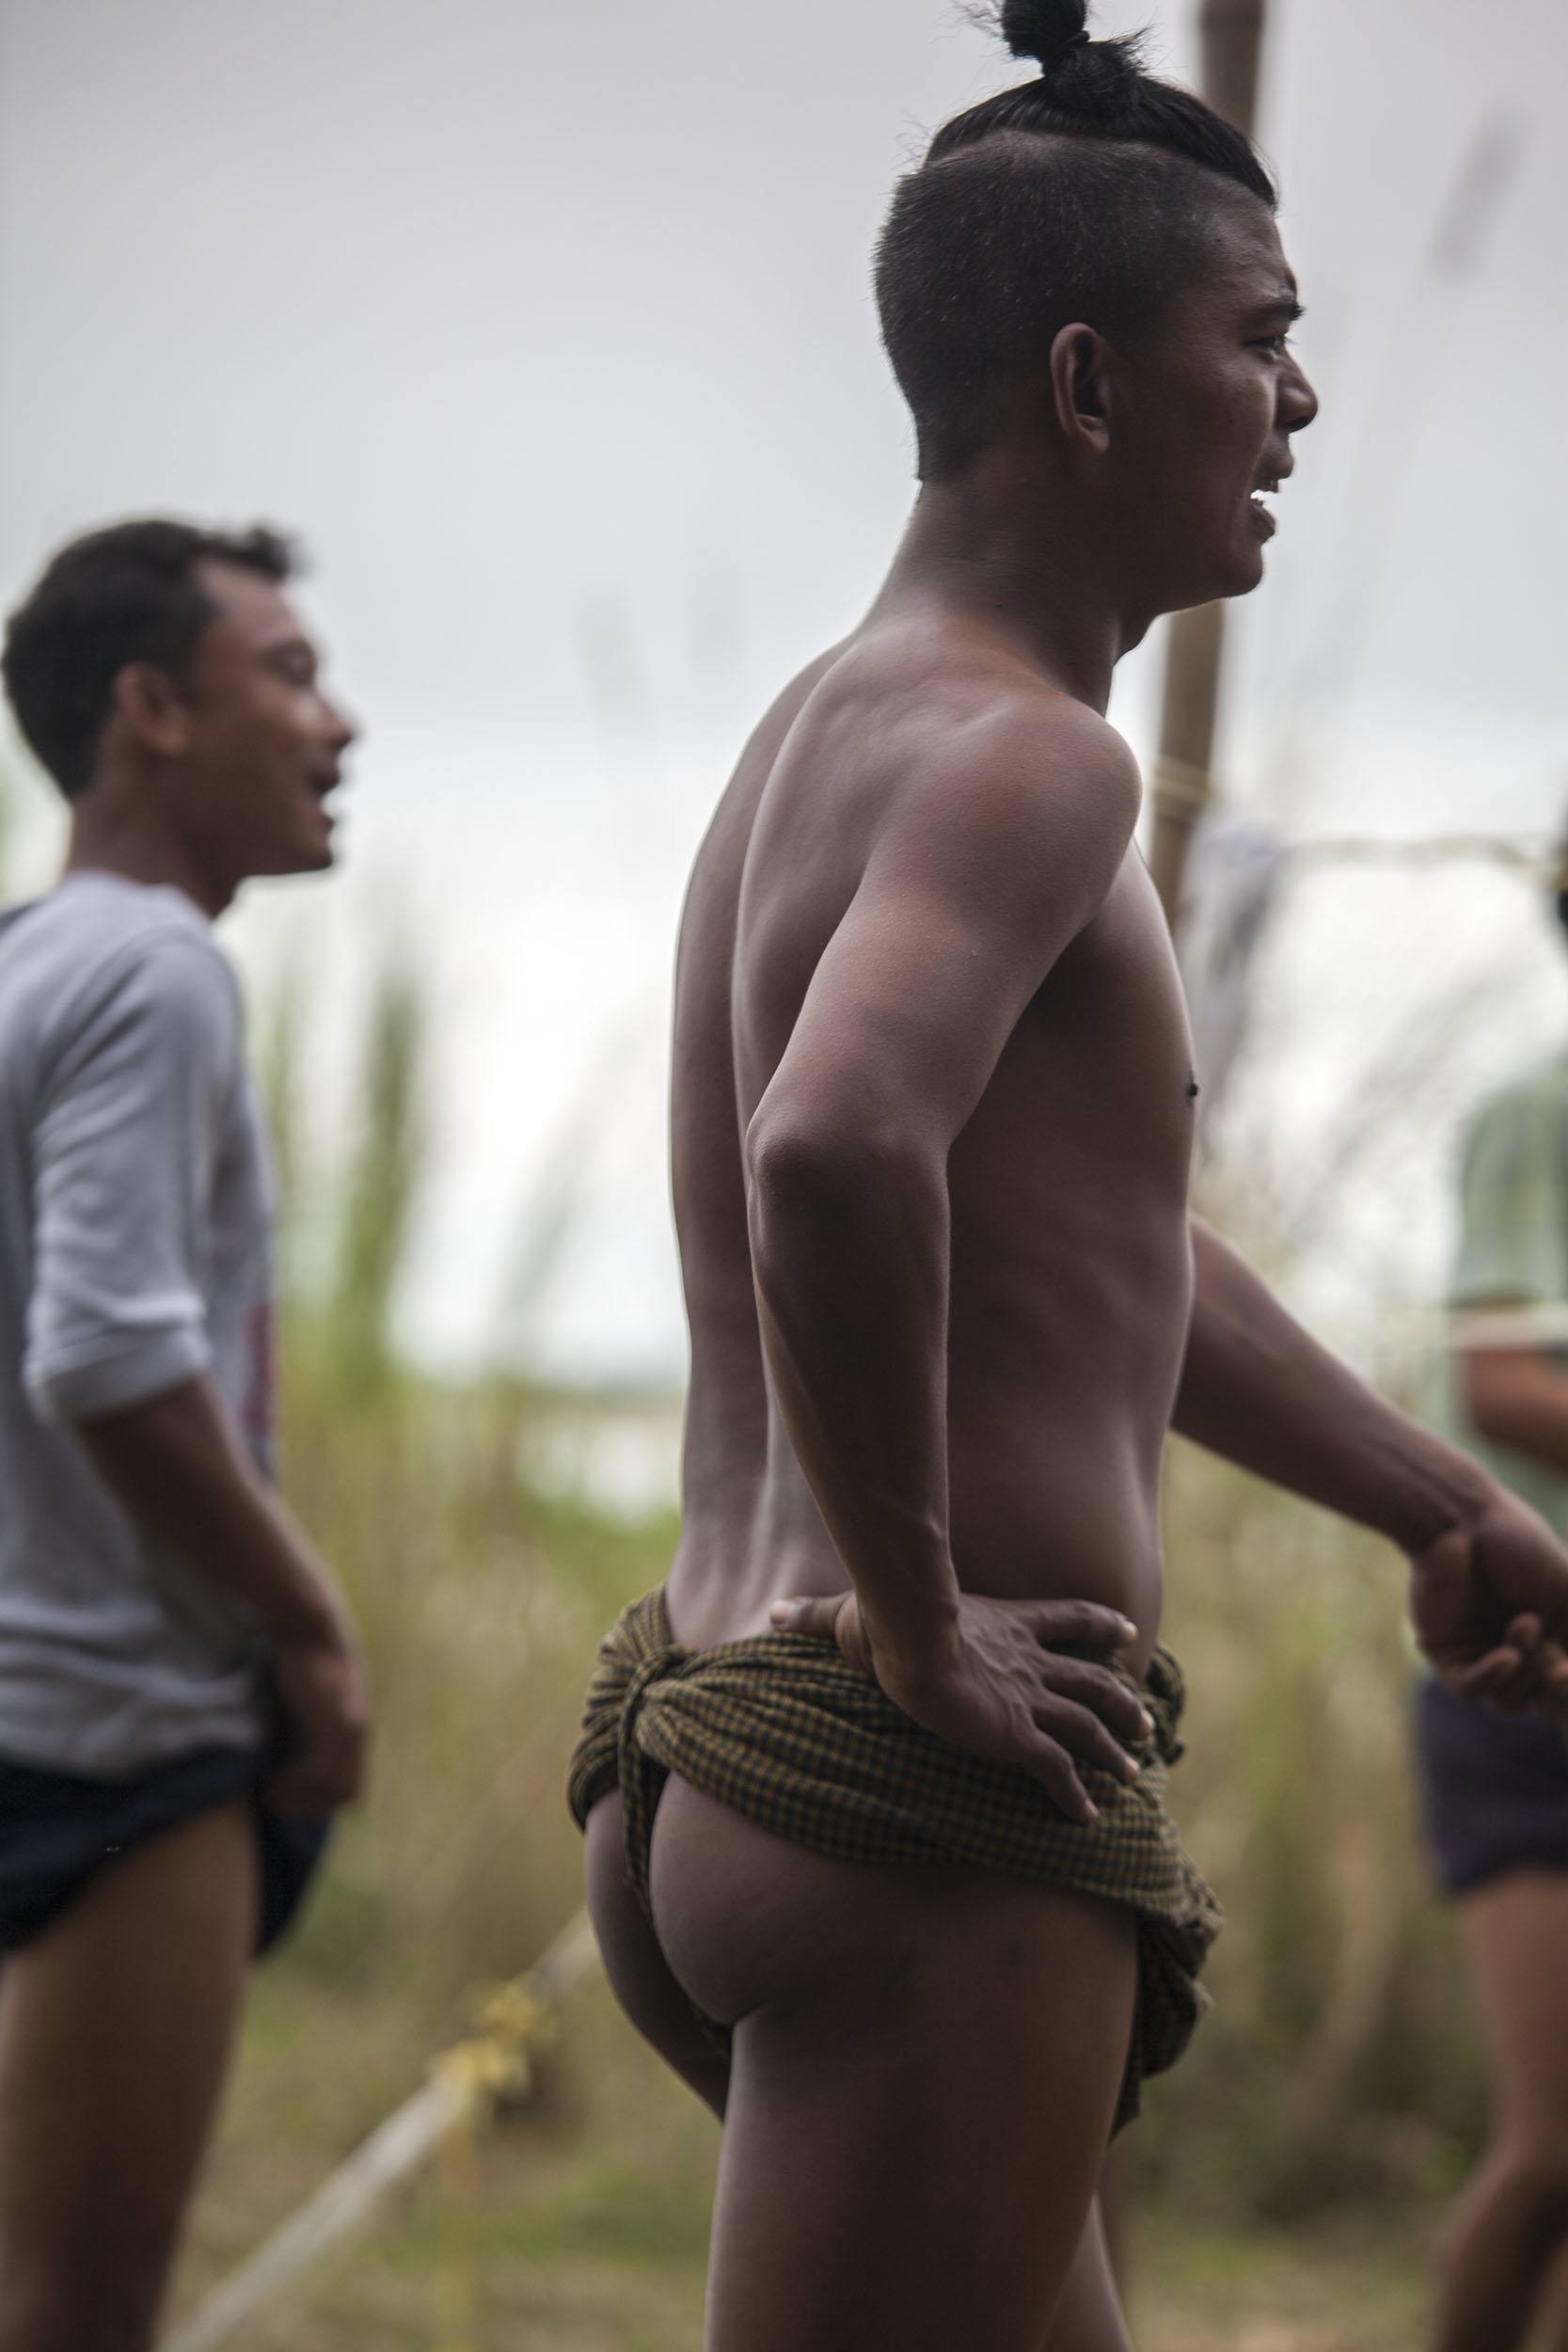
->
[1434,1870,1568,2352]
[0,1801,255,2352]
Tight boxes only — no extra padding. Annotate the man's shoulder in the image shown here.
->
[4,874,218,961]
[816,626,1141,847]
[1,879,238,1071]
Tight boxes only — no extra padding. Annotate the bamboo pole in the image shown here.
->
[1147,0,1268,922]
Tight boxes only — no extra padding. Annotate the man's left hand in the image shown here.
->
[1411,1489,1568,1714]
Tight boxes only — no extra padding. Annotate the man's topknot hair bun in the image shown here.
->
[1000,0,1091,72]
[930,4,1274,188]
[995,0,1145,112]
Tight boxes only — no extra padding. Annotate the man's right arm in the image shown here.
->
[25,936,366,1812]
[749,702,1150,1814]
[71,1377,368,1812]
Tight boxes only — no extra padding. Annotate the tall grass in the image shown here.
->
[254,947,673,2022]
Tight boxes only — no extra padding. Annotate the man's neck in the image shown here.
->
[872,469,1144,713]
[62,807,230,919]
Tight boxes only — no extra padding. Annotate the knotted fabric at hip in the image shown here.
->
[567,1584,1220,2127]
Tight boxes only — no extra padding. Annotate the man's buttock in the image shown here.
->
[566,1584,1219,2130]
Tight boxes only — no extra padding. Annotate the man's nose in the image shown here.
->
[323,695,359,752]
[1280,350,1318,435]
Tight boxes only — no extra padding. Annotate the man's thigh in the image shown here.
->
[0,1799,256,2352]
[650,1775,1137,2352]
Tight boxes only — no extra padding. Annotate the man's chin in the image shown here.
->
[1162,548,1265,618]
[1230,546,1268,597]
[249,835,337,881]
[1204,539,1269,603]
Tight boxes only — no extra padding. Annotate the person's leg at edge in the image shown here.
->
[648,1775,1138,2352]
[0,1800,257,2352]
[1433,1869,1568,2352]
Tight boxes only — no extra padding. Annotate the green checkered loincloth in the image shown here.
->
[569,1586,1220,2127]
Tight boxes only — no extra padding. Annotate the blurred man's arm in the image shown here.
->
[1463,1345,1568,1476]
[1448,1077,1568,1475]
[25,939,368,1809]
[72,1377,368,1811]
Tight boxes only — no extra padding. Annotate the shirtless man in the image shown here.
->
[569,8,1568,2347]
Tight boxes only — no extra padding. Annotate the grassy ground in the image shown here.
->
[170,1957,1443,2352]
[169,1952,1445,2351]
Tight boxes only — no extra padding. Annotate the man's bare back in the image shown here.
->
[666,615,1191,1674]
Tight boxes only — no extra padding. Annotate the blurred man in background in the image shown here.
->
[0,521,369,2352]
[1417,849,1568,2352]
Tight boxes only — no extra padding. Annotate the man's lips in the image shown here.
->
[1241,447,1297,527]
[1248,457,1291,537]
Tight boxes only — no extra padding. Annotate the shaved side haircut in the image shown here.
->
[875,0,1277,478]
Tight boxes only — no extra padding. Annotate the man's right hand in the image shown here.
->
[264,1621,372,1815]
[769,1588,1152,1824]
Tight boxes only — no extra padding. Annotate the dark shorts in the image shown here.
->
[0,1744,330,1959]
[1413,1677,1568,1897]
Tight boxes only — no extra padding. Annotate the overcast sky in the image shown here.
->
[3,0,1565,1383]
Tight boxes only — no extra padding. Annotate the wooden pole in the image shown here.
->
[1147,0,1268,922]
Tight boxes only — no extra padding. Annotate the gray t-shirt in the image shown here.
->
[0,871,276,1775]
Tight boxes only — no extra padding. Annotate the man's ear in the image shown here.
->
[1048,323,1113,456]
[111,663,193,758]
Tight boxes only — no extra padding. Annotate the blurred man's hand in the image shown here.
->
[264,1620,372,1814]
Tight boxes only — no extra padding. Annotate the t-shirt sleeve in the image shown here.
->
[24,935,240,1421]
[1450,1083,1568,1311]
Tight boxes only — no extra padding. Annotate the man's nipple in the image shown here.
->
[1184,1073,1200,1106]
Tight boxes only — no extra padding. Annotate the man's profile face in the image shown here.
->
[1108,196,1318,614]
[166,563,356,883]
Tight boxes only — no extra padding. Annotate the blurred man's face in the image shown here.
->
[1107,196,1318,614]
[166,563,356,882]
